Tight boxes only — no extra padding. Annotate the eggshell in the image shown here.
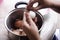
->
[29,11,36,19]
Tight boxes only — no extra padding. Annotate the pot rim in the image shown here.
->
[5,9,44,36]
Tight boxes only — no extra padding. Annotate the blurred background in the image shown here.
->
[0,0,60,40]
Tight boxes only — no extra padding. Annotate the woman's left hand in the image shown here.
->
[22,11,40,40]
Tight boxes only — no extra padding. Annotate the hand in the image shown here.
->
[22,11,40,40]
[27,0,60,13]
[26,0,52,11]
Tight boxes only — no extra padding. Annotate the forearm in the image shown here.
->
[27,29,40,40]
[45,0,60,13]
[23,26,40,40]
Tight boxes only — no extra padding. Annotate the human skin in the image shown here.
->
[15,12,40,40]
[23,0,60,40]
[16,0,60,40]
[27,0,60,13]
[23,12,40,40]
[14,12,40,40]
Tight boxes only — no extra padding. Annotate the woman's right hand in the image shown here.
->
[26,0,52,11]
[27,0,60,13]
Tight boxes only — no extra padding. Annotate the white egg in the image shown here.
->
[33,2,39,8]
[29,11,36,19]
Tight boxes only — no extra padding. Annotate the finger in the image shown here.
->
[25,13,35,25]
[23,12,31,31]
[27,0,48,11]
[23,12,27,27]
[33,17,37,23]
[29,0,38,4]
[35,5,45,10]
[26,13,38,31]
[23,11,30,28]
[23,12,26,21]
[27,0,38,11]
[31,4,48,11]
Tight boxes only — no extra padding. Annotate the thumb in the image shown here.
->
[23,11,30,28]
[25,13,34,24]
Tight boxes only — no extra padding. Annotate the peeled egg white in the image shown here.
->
[29,11,36,19]
[33,2,39,8]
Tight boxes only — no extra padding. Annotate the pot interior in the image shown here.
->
[6,8,43,36]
